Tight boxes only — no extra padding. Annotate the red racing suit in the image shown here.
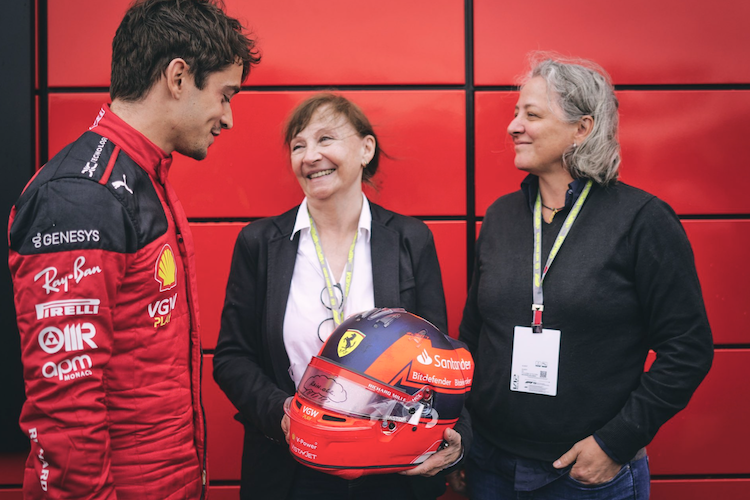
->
[8,105,207,499]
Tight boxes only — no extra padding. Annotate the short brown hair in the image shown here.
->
[283,93,382,185]
[110,0,260,101]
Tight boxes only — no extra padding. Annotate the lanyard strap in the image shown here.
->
[531,179,593,332]
[308,212,358,326]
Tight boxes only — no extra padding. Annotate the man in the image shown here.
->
[7,1,259,498]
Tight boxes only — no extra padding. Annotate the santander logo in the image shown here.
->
[416,349,433,365]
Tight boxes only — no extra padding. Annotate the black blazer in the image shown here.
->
[213,202,468,500]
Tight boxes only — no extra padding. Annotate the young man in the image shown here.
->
[7,1,260,498]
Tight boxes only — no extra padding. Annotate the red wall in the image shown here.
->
[2,0,748,498]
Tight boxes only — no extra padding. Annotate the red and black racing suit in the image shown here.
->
[8,105,207,499]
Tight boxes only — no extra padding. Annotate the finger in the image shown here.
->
[553,447,579,469]
[443,427,461,446]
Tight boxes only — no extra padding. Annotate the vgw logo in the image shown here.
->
[148,293,178,328]
[38,323,97,354]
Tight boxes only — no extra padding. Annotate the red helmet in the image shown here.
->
[285,308,474,479]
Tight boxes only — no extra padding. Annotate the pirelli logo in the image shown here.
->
[35,299,100,320]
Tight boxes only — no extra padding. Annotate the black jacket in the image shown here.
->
[213,202,469,499]
[459,180,713,464]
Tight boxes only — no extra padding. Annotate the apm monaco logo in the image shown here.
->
[38,323,98,354]
[416,349,433,365]
[154,244,177,292]
[337,329,365,357]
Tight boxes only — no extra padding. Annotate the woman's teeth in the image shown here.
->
[309,169,334,179]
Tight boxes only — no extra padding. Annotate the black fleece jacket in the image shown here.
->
[459,179,713,464]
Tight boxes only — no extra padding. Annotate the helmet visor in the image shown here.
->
[297,356,425,424]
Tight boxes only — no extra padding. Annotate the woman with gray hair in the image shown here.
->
[458,54,713,499]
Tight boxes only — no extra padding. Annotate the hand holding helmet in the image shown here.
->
[285,308,474,479]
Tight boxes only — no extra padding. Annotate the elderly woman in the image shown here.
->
[458,55,713,499]
[213,93,469,500]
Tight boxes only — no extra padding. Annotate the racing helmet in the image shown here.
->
[285,308,474,479]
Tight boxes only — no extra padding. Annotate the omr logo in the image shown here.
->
[416,349,433,365]
[154,244,177,292]
[38,323,97,354]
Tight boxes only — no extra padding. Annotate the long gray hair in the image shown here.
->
[522,53,620,185]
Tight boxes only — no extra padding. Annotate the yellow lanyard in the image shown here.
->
[308,212,358,326]
[531,179,593,332]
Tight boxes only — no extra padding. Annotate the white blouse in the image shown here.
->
[283,194,375,387]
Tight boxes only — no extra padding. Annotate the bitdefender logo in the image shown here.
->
[416,349,433,365]
[154,244,177,292]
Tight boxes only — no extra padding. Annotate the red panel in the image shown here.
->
[651,479,750,500]
[683,221,750,345]
[47,93,106,158]
[0,453,25,484]
[649,350,750,475]
[428,222,467,338]
[474,0,750,85]
[0,491,23,500]
[208,485,241,499]
[473,91,523,215]
[169,91,466,218]
[475,90,750,215]
[203,354,244,481]
[47,0,463,87]
[617,91,750,215]
[47,92,465,218]
[191,224,244,349]
[47,0,130,87]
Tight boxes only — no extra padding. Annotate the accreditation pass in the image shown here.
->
[510,326,561,396]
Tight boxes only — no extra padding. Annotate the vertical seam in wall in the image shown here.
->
[464,0,476,289]
[38,0,49,168]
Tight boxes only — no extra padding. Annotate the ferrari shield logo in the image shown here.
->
[337,330,365,357]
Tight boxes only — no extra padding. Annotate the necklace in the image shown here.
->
[540,202,565,219]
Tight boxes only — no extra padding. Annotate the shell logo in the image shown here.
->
[154,244,177,292]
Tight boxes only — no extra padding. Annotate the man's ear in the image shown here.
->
[164,58,189,98]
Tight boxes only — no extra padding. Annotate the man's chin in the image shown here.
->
[177,147,208,161]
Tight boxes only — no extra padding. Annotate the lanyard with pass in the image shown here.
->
[531,180,593,332]
[308,212,357,326]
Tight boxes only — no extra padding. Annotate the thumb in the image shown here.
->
[553,446,579,469]
[443,427,461,445]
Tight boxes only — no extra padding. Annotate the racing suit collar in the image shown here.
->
[89,104,172,181]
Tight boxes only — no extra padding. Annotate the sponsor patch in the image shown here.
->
[34,256,102,295]
[35,298,100,320]
[337,329,365,357]
[32,230,100,249]
[38,323,97,354]
[148,293,177,328]
[111,174,133,195]
[42,354,93,381]
[154,244,177,292]
[81,136,108,177]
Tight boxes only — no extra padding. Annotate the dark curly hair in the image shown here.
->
[110,0,260,101]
